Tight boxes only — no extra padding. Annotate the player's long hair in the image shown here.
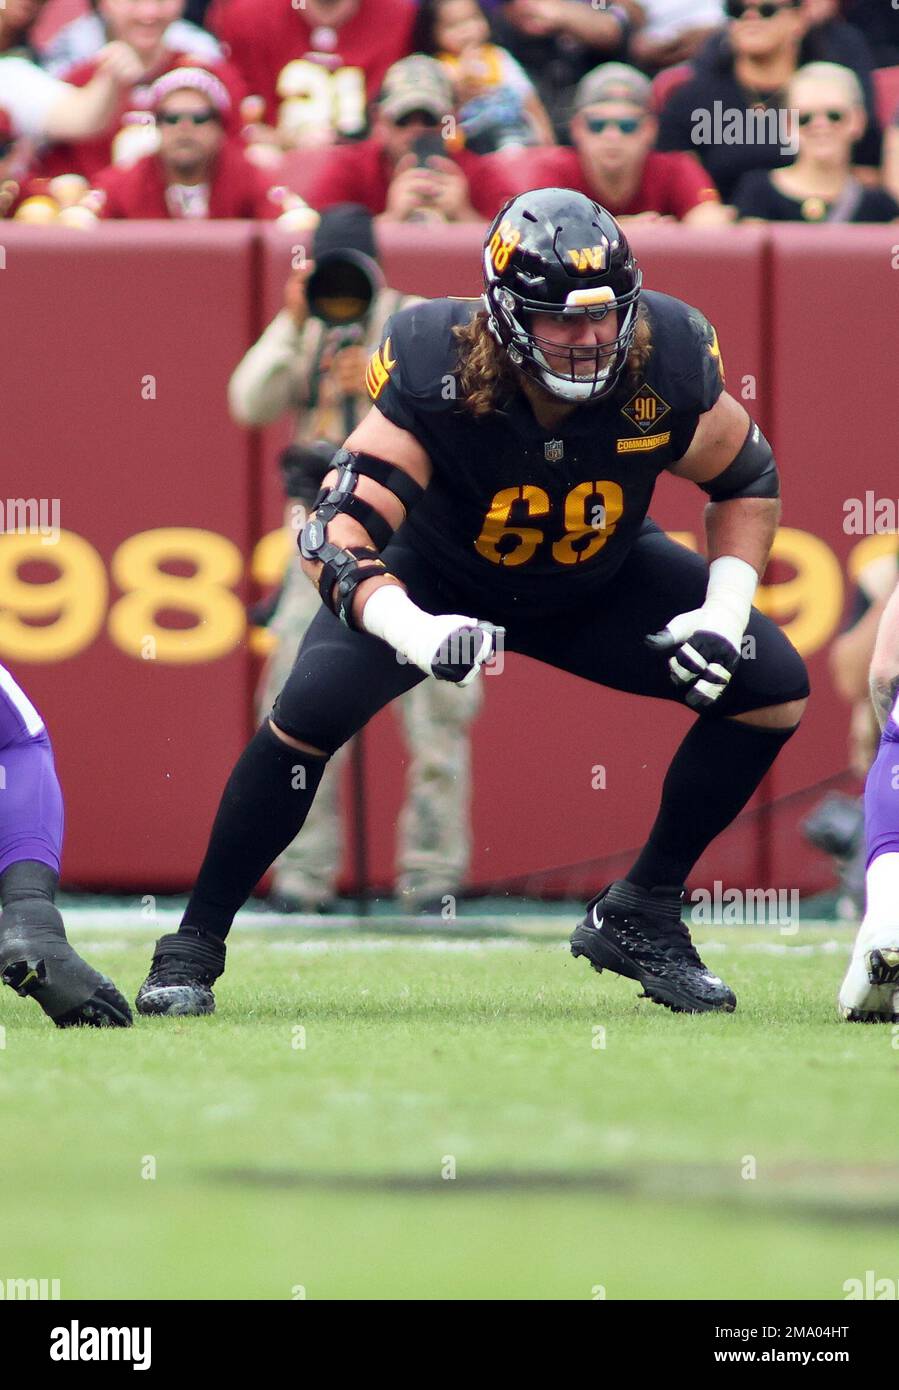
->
[452,305,653,417]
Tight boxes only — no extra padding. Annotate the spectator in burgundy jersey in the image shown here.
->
[478,63,732,224]
[304,55,491,221]
[90,66,286,217]
[208,0,415,148]
[42,0,246,179]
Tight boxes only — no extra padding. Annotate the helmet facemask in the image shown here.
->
[485,260,643,404]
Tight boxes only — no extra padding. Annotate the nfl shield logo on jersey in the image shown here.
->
[544,439,564,462]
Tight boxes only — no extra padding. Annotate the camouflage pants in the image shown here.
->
[257,535,482,904]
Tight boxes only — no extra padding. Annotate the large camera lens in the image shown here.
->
[306,253,378,325]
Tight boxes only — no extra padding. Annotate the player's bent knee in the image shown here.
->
[267,719,328,758]
[732,697,807,731]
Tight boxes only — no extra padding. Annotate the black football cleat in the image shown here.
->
[136,928,226,1016]
[0,916,132,1028]
[570,879,736,1014]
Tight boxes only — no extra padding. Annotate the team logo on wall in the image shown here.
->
[621,385,670,435]
[544,439,564,462]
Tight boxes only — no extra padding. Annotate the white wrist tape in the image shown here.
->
[704,556,758,640]
[361,584,483,676]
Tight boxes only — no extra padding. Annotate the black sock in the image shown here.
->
[0,860,58,908]
[0,860,63,935]
[182,722,327,940]
[626,718,798,891]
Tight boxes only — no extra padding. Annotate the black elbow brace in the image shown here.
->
[700,421,780,502]
[299,447,425,629]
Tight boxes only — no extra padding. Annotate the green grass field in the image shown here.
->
[3,912,898,1301]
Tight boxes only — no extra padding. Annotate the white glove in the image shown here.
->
[646,556,757,709]
[362,584,500,686]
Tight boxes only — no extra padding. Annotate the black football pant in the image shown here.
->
[182,522,809,937]
[272,521,809,750]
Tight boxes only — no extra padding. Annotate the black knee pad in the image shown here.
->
[723,615,811,717]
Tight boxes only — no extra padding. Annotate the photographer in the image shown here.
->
[228,204,482,914]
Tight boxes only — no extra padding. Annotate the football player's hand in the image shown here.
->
[645,602,745,709]
[398,609,498,685]
[362,586,500,686]
[427,615,502,685]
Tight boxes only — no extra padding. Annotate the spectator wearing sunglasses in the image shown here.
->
[89,67,287,217]
[657,0,882,201]
[733,62,898,219]
[478,63,732,224]
[304,55,493,221]
[41,0,246,181]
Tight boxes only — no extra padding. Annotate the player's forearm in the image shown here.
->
[299,512,403,618]
[704,497,780,578]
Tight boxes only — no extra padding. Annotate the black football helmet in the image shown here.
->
[482,187,642,403]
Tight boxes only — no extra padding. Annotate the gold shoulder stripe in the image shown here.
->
[708,326,725,384]
[365,336,395,402]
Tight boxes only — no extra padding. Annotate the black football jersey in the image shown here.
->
[364,289,725,616]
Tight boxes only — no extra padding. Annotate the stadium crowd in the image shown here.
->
[1,0,898,223]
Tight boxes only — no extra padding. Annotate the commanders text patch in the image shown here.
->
[617,431,672,454]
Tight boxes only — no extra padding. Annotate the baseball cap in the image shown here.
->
[573,63,652,113]
[378,56,453,122]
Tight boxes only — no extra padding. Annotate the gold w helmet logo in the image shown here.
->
[567,245,607,272]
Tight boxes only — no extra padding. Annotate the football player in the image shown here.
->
[839,575,899,1020]
[136,187,808,1018]
[0,664,131,1027]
